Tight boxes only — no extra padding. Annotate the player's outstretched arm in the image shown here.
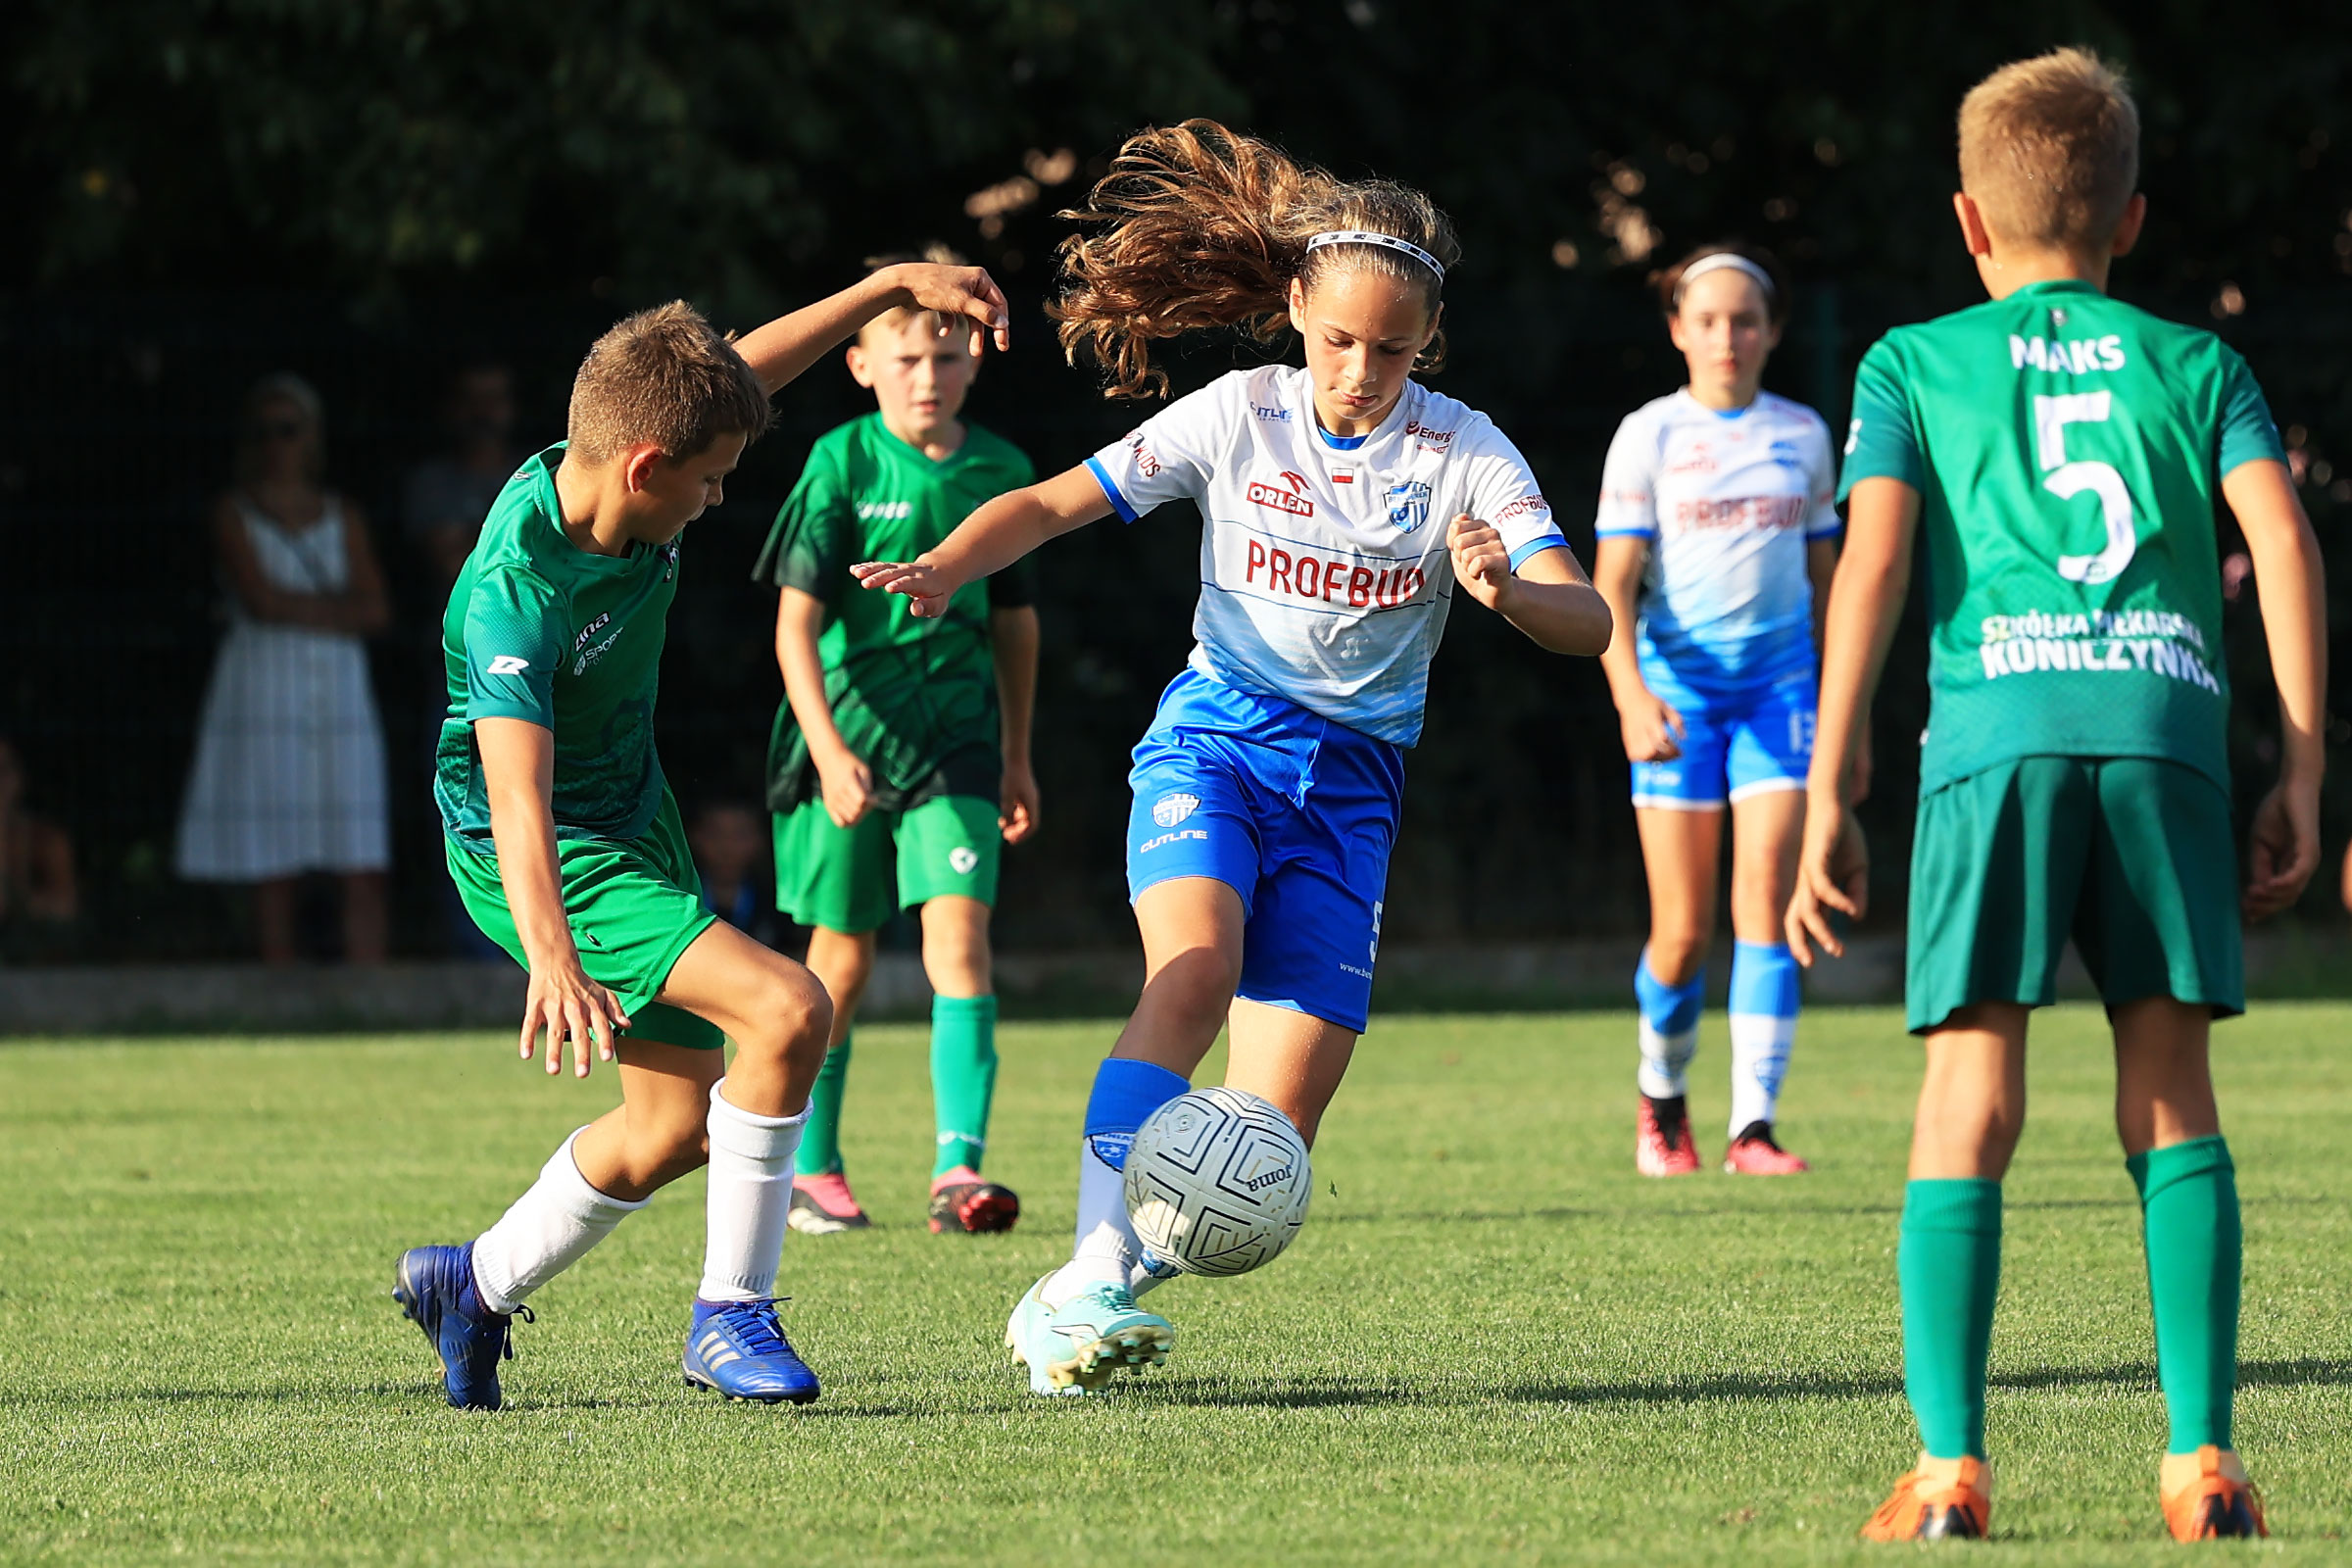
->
[855,465,1113,618]
[733,263,1011,395]
[991,604,1043,843]
[476,716,634,1074]
[774,587,873,829]
[1788,476,1917,964]
[2226,458,2328,919]
[1591,533,1682,760]
[1447,519,1613,655]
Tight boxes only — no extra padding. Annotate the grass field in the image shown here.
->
[5,1005,2350,1564]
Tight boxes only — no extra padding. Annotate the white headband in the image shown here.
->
[1305,229,1446,280]
[1675,251,1776,303]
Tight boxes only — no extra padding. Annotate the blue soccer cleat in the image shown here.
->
[392,1243,527,1411]
[1004,1272,1174,1396]
[682,1298,821,1404]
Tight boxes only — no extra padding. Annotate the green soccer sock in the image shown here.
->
[1899,1178,2004,1460]
[793,1032,853,1179]
[2130,1135,2241,1453]
[930,995,999,1177]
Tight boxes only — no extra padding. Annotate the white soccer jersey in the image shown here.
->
[1594,389,1840,692]
[1086,366,1568,745]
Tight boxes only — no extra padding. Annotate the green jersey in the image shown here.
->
[754,414,1036,813]
[435,443,680,846]
[1839,280,2283,794]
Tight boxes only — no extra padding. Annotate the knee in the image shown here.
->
[767,966,834,1067]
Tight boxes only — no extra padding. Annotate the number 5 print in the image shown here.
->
[2034,392,2135,584]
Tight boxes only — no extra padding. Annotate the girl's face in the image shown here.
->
[1288,269,1439,437]
[1667,267,1780,408]
[245,398,315,482]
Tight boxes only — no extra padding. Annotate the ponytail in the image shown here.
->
[1051,120,1460,399]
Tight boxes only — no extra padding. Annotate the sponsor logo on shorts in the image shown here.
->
[1152,792,1200,828]
[948,845,979,875]
[1138,828,1209,854]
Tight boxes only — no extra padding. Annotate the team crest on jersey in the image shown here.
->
[1246,470,1315,517]
[1385,480,1433,534]
[1152,792,1200,828]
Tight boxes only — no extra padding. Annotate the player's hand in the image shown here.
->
[1616,688,1685,763]
[814,746,873,829]
[1000,760,1041,845]
[853,558,959,619]
[1447,514,1513,612]
[2243,774,2320,921]
[887,263,1011,356]
[1787,792,1869,965]
[519,956,631,1079]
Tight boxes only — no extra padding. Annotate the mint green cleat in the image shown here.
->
[1004,1273,1174,1396]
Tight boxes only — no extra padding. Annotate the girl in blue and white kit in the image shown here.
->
[858,120,1612,1394]
[1592,244,1844,1179]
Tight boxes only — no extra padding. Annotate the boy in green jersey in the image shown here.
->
[393,265,1012,1410]
[1789,50,2325,1540]
[1788,49,2324,1542]
[756,252,1041,1237]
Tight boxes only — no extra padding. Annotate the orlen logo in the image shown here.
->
[1246,469,1315,518]
[1404,419,1454,453]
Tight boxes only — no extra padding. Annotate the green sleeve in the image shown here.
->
[1837,337,1926,502]
[463,567,564,727]
[2215,347,2286,478]
[753,444,854,606]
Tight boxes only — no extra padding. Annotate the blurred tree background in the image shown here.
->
[4,0,2349,957]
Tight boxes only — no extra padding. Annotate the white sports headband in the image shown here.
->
[1675,251,1776,302]
[1305,229,1446,280]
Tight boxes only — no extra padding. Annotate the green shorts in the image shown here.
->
[774,793,1000,935]
[446,789,725,1051]
[1905,756,2243,1035]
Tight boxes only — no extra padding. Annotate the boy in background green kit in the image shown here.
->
[1788,49,2325,1542]
[756,250,1042,1237]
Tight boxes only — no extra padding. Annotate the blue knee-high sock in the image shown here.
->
[1727,941,1800,1137]
[1635,949,1704,1099]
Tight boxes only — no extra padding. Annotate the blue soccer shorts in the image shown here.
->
[1629,669,1816,810]
[1125,669,1403,1035]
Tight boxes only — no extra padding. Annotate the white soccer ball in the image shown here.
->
[1123,1087,1312,1277]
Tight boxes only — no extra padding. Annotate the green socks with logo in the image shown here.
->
[930,995,1000,1177]
[1900,1178,2004,1460]
[2130,1135,2240,1453]
[792,1031,853,1178]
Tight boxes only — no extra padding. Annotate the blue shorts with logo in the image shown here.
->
[1629,662,1816,810]
[1126,667,1402,1035]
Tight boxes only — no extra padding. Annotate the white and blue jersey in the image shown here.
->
[1596,389,1840,808]
[1089,367,1570,1030]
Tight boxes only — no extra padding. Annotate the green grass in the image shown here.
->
[5,1005,2350,1564]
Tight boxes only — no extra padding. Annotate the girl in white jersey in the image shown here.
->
[1592,244,1843,1179]
[858,121,1612,1394]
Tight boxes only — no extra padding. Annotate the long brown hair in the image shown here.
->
[1051,120,1460,399]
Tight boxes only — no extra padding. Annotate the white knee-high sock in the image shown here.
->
[698,1080,807,1303]
[471,1128,647,1314]
[1041,1056,1190,1306]
[1727,941,1800,1137]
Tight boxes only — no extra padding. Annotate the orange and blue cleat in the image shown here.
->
[1860,1454,1992,1541]
[2161,1446,2267,1541]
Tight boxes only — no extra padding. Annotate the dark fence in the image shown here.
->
[4,278,2348,961]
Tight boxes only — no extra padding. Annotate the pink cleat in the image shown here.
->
[1637,1096,1702,1177]
[1724,1122,1810,1175]
[788,1171,872,1234]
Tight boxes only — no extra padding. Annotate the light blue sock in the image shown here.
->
[1046,1057,1193,1302]
[1727,941,1800,1137]
[1635,949,1704,1098]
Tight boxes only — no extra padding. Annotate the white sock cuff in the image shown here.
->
[545,1128,650,1221]
[708,1080,808,1159]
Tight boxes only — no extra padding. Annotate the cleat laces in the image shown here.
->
[716,1299,791,1356]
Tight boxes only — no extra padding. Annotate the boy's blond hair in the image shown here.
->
[858,244,971,344]
[1958,47,2139,254]
[566,301,770,466]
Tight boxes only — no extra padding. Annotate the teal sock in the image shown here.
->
[793,1032,852,1178]
[2130,1135,2240,1453]
[930,995,999,1177]
[1899,1178,2003,1460]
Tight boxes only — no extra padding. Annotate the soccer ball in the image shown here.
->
[1123,1087,1312,1277]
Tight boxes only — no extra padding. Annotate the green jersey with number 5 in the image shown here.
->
[1838,278,2284,794]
